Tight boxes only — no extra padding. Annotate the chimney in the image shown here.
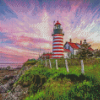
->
[70,38,71,43]
[80,40,82,45]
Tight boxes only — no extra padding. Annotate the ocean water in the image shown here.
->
[0,63,23,69]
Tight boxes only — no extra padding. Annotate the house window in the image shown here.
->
[66,45,67,49]
[68,46,70,50]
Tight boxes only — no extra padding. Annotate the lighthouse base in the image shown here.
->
[52,55,64,59]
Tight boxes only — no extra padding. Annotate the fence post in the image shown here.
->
[81,60,85,74]
[65,59,69,72]
[56,59,58,69]
[49,59,52,68]
[45,58,47,67]
[41,59,42,64]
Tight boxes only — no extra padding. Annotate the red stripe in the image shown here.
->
[53,34,63,36]
[53,57,60,59]
[53,47,64,49]
[53,51,63,52]
[53,40,63,42]
[53,54,63,56]
[53,44,63,45]
[53,54,64,55]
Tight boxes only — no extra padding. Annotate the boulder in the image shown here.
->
[2,92,18,100]
[14,85,22,92]
[0,85,7,93]
[2,85,28,100]
[0,79,15,93]
[3,75,16,80]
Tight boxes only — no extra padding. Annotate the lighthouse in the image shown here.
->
[52,21,64,59]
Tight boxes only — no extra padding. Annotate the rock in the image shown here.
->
[2,92,18,100]
[13,85,23,97]
[13,92,23,97]
[14,71,18,74]
[14,85,22,92]
[0,82,11,93]
[0,85,7,93]
[3,75,16,80]
[8,68,15,71]
[6,66,11,70]
[8,79,15,86]
[0,79,15,93]
[2,85,28,100]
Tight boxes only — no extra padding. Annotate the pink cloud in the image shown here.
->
[0,46,39,58]
[0,0,100,63]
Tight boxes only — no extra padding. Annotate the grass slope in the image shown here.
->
[16,58,100,100]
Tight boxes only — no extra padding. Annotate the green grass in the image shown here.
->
[22,60,38,67]
[16,58,100,100]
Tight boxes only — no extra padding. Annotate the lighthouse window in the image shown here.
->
[58,25,60,28]
[57,25,59,29]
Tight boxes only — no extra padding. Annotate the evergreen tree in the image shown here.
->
[77,39,93,59]
[93,49,100,58]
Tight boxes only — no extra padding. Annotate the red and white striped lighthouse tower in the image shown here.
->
[52,21,64,59]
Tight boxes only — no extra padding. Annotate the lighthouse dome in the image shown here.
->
[54,20,61,26]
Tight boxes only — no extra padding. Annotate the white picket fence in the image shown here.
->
[43,59,85,74]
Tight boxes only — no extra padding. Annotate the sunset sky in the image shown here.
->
[0,0,100,63]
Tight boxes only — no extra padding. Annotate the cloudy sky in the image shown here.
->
[0,0,100,63]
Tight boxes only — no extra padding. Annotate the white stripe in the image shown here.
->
[53,36,63,38]
[53,45,63,47]
[53,42,63,44]
[53,49,63,51]
[53,52,64,54]
[52,55,63,57]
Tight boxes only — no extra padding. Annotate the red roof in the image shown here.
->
[64,49,71,52]
[88,47,94,51]
[68,42,79,49]
[76,43,94,51]
[64,41,94,52]
[54,21,61,25]
[43,54,52,57]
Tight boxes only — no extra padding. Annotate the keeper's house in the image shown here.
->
[64,38,94,58]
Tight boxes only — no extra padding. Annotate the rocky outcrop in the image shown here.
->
[2,85,28,100]
[0,67,15,71]
[3,75,16,80]
[0,79,15,93]
[1,65,33,100]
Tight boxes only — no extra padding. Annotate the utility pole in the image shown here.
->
[40,47,41,56]
[39,47,41,59]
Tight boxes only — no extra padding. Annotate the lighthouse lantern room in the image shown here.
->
[52,21,64,59]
